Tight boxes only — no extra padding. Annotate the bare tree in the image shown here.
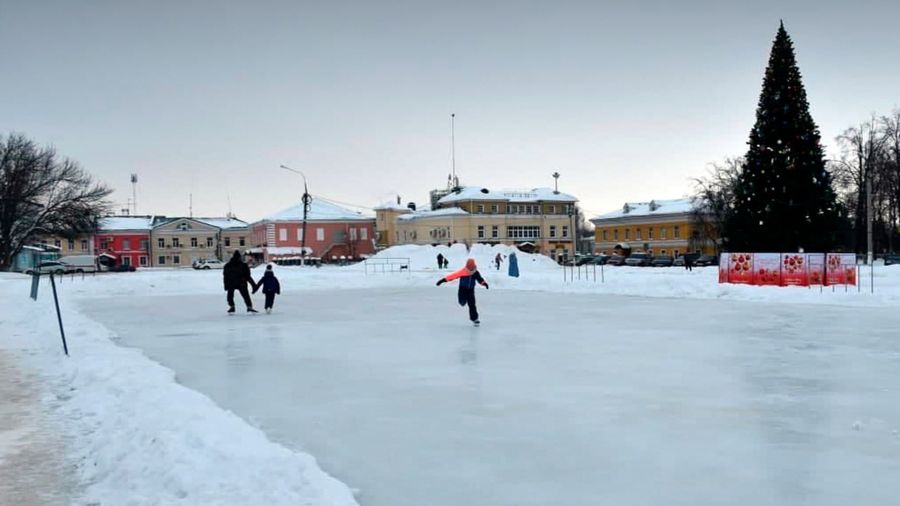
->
[0,133,112,270]
[881,109,900,252]
[690,157,742,253]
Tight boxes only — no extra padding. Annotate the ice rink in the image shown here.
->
[81,286,900,506]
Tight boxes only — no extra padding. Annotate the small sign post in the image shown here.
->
[30,272,40,300]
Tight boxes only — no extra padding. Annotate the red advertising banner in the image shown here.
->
[718,252,853,287]
[780,253,808,286]
[753,253,782,286]
[806,253,825,285]
[726,253,754,285]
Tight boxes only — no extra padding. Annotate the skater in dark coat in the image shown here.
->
[223,251,257,313]
[437,253,445,270]
[436,258,489,325]
[684,254,693,272]
[254,264,281,313]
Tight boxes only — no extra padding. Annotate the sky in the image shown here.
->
[2,0,900,222]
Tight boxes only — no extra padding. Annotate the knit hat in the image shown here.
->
[465,258,476,271]
[266,264,273,271]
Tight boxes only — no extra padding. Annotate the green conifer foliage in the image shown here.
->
[725,22,839,252]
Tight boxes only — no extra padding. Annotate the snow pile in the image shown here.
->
[0,275,360,506]
[365,243,558,272]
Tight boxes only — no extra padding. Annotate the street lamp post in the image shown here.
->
[279,164,312,264]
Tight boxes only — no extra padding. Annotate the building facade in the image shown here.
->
[378,186,580,259]
[94,216,158,268]
[149,217,250,267]
[591,198,717,257]
[250,197,376,262]
[34,235,94,257]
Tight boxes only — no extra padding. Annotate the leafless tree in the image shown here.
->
[0,133,112,270]
[690,157,742,253]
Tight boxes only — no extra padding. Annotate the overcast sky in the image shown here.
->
[2,0,899,221]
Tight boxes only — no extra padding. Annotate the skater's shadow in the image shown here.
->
[458,331,478,366]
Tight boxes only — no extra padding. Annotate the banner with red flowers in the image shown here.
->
[753,253,782,285]
[825,253,857,286]
[780,253,808,286]
[726,253,754,284]
[806,253,825,285]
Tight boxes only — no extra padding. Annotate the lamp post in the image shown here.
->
[279,164,312,262]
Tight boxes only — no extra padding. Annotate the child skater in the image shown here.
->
[436,258,489,326]
[254,264,281,314]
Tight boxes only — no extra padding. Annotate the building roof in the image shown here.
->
[592,198,695,221]
[373,201,412,211]
[397,207,469,221]
[436,186,577,205]
[97,216,157,232]
[194,217,249,230]
[263,197,374,222]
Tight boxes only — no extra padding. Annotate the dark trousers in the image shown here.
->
[457,288,478,321]
[264,292,276,310]
[227,286,253,309]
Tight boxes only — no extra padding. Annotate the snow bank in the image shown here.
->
[0,275,359,506]
[365,243,559,272]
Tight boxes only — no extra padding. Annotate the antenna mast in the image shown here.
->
[130,174,138,214]
[450,113,458,188]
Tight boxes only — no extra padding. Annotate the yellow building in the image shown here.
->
[591,198,717,257]
[377,186,580,259]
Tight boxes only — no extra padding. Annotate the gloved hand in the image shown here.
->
[484,284,489,289]
[436,278,446,286]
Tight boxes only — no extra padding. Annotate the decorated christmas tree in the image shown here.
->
[725,22,839,252]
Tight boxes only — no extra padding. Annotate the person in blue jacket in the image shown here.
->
[254,264,281,314]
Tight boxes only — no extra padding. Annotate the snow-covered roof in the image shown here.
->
[194,217,249,230]
[98,216,156,231]
[373,201,412,211]
[437,187,577,205]
[397,207,469,221]
[593,198,696,220]
[263,197,374,222]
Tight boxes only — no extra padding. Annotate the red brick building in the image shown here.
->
[250,197,376,262]
[94,216,160,268]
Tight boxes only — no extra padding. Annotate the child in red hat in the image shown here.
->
[436,258,489,326]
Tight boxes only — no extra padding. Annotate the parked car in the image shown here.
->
[673,256,685,267]
[576,255,596,266]
[24,261,69,275]
[589,254,610,265]
[884,254,900,266]
[651,255,674,267]
[625,253,653,267]
[107,264,136,272]
[197,259,225,270]
[693,255,719,267]
[606,254,626,266]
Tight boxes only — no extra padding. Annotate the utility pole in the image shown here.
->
[280,165,311,262]
[450,113,458,188]
[130,174,138,215]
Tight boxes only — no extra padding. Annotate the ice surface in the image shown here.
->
[82,287,900,506]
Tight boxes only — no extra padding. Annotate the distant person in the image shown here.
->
[254,264,281,314]
[495,252,503,270]
[436,258,489,326]
[437,253,445,270]
[223,251,257,314]
[684,254,693,272]
[508,252,519,277]
[443,257,449,269]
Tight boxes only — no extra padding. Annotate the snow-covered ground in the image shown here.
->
[2,243,899,505]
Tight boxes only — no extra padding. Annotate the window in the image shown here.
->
[506,205,512,213]
[122,239,131,251]
[549,205,556,214]
[279,228,287,241]
[100,240,109,250]
[636,229,642,240]
[177,222,190,231]
[674,226,680,239]
[139,256,148,266]
[224,237,231,247]
[491,204,499,213]
[239,237,245,246]
[54,239,62,248]
[173,255,180,265]
[158,238,165,248]
[660,227,667,240]
[81,239,88,251]
[563,226,569,238]
[140,240,148,251]
[172,238,180,247]
[477,225,485,239]
[491,225,499,238]
[648,228,654,240]
[68,239,75,249]
[624,229,630,240]
[190,237,197,248]
[506,226,541,239]
[602,230,608,241]
[361,228,368,240]
[206,237,213,247]
[297,228,304,241]
[550,225,557,238]
[316,228,324,241]
[614,229,619,241]
[350,228,358,241]
[123,256,131,266]
[477,204,484,214]
[158,256,166,265]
